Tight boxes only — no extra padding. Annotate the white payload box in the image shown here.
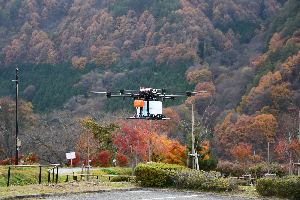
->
[136,101,162,117]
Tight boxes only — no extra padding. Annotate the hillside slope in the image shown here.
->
[0,0,284,67]
[1,0,300,163]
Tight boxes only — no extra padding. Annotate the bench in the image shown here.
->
[65,173,100,182]
[101,174,118,180]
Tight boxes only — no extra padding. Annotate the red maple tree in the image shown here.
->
[116,153,129,167]
[98,151,110,167]
[112,120,151,162]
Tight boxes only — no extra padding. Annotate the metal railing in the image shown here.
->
[0,164,60,186]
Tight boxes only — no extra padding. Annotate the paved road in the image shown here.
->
[55,167,103,175]
[38,189,267,200]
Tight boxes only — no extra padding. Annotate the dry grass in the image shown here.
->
[225,186,288,200]
[0,179,137,198]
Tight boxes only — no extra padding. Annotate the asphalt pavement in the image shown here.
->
[37,189,273,200]
[55,167,102,175]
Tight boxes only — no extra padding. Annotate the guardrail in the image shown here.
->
[0,164,60,186]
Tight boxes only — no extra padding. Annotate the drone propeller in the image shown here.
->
[192,91,207,93]
[125,89,138,92]
[90,91,107,94]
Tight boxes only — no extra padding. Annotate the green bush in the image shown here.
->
[113,167,132,176]
[249,163,289,178]
[134,163,236,191]
[256,176,300,198]
[101,168,119,175]
[166,169,236,191]
[256,177,277,196]
[110,175,133,182]
[134,163,183,187]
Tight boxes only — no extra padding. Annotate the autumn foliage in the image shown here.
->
[230,142,252,165]
[97,151,111,167]
[186,69,212,84]
[9,154,24,165]
[152,135,187,166]
[214,113,278,158]
[116,153,129,167]
[83,154,97,166]
[112,120,151,161]
[26,152,38,164]
[274,139,299,161]
[0,0,283,68]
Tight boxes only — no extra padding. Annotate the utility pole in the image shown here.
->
[191,102,195,168]
[14,68,19,165]
[149,120,152,162]
[190,102,199,170]
[267,142,269,174]
[298,111,300,175]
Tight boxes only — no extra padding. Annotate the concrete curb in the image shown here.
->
[0,187,143,200]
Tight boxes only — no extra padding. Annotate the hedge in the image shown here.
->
[256,176,300,199]
[134,163,185,187]
[134,163,236,191]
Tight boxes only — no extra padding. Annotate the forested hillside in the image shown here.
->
[1,0,300,165]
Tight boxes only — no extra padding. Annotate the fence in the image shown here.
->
[0,164,60,186]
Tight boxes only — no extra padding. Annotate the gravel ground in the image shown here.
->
[38,189,272,200]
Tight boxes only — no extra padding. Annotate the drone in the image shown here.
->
[91,87,204,120]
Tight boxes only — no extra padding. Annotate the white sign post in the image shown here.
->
[66,152,76,168]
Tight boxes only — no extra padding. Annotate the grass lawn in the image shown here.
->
[0,180,137,198]
[0,166,136,198]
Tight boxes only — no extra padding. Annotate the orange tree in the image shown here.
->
[230,142,252,167]
[214,113,278,159]
[152,135,187,166]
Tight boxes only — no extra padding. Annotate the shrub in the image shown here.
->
[215,160,244,177]
[134,163,236,191]
[9,154,24,165]
[249,162,289,178]
[166,169,236,191]
[134,163,169,187]
[26,153,37,164]
[101,168,118,175]
[116,153,129,167]
[110,175,133,182]
[83,158,96,166]
[0,158,11,165]
[256,176,300,199]
[98,151,111,167]
[114,167,132,175]
[83,154,97,166]
[134,163,185,187]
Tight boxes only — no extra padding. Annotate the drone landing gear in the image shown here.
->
[127,114,170,120]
